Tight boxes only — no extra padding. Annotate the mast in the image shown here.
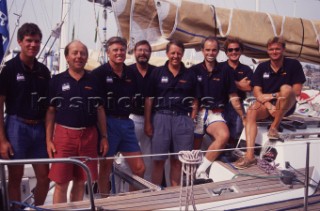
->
[59,0,70,72]
[255,0,259,12]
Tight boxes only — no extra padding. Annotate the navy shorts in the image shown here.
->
[4,115,48,159]
[270,99,296,117]
[224,103,244,139]
[105,116,141,157]
[151,112,194,160]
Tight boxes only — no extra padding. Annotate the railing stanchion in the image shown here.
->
[0,164,9,210]
[304,142,310,211]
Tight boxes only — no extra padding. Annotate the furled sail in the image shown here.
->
[111,0,320,64]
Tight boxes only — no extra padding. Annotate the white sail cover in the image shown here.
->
[111,0,320,64]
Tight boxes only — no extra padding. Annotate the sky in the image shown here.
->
[6,0,320,51]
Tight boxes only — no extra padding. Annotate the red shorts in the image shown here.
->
[49,124,98,184]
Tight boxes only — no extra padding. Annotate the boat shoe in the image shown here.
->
[234,157,257,169]
[194,171,213,185]
[267,128,280,140]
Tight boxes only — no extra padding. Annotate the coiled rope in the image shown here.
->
[178,150,203,211]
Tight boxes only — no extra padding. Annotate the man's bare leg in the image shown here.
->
[152,160,165,186]
[270,85,296,130]
[98,159,113,197]
[70,179,85,202]
[123,151,145,191]
[170,158,181,186]
[33,164,50,205]
[196,122,229,177]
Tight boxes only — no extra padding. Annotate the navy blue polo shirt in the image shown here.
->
[48,70,103,128]
[191,61,237,109]
[92,62,138,116]
[220,61,253,101]
[145,61,199,113]
[252,58,306,93]
[0,54,50,120]
[129,63,156,115]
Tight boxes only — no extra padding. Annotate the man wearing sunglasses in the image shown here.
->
[234,36,306,169]
[222,37,253,149]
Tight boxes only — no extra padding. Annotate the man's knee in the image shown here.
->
[131,159,145,176]
[55,182,69,192]
[279,85,295,98]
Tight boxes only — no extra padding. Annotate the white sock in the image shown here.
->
[197,157,212,174]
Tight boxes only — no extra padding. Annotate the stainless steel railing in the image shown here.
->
[0,157,95,211]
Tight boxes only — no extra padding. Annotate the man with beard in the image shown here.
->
[129,40,156,182]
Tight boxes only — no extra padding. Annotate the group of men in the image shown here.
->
[0,22,305,209]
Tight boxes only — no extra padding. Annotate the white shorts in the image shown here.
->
[194,108,226,136]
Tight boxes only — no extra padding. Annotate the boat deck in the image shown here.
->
[41,162,314,210]
[233,191,320,211]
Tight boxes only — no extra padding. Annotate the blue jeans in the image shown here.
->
[4,115,48,159]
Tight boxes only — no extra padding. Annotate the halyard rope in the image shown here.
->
[178,150,202,211]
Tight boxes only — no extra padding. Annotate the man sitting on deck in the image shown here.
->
[234,36,306,169]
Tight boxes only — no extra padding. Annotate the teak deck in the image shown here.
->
[41,162,314,210]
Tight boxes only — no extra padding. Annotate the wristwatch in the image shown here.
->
[272,93,277,98]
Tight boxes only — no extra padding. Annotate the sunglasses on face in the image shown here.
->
[227,47,240,52]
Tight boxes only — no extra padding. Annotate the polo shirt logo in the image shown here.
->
[161,76,168,83]
[16,73,25,81]
[106,76,113,83]
[62,83,70,91]
[84,86,93,90]
[179,80,187,83]
[238,71,244,74]
[212,77,220,81]
[263,72,270,79]
[197,75,202,82]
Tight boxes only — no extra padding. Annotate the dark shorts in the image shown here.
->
[105,116,141,157]
[49,124,98,184]
[224,103,244,139]
[151,112,194,160]
[4,115,47,159]
[270,99,296,117]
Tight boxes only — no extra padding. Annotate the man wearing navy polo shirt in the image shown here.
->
[222,37,253,147]
[0,23,50,208]
[234,36,306,169]
[129,40,156,182]
[192,36,245,180]
[92,37,145,196]
[144,39,198,186]
[46,40,108,203]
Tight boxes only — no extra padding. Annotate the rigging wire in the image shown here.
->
[272,0,279,15]
[38,0,54,33]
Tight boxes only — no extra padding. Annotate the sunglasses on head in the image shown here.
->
[227,47,240,52]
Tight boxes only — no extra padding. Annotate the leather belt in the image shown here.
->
[156,110,189,116]
[108,114,130,119]
[17,117,43,125]
[211,108,224,113]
